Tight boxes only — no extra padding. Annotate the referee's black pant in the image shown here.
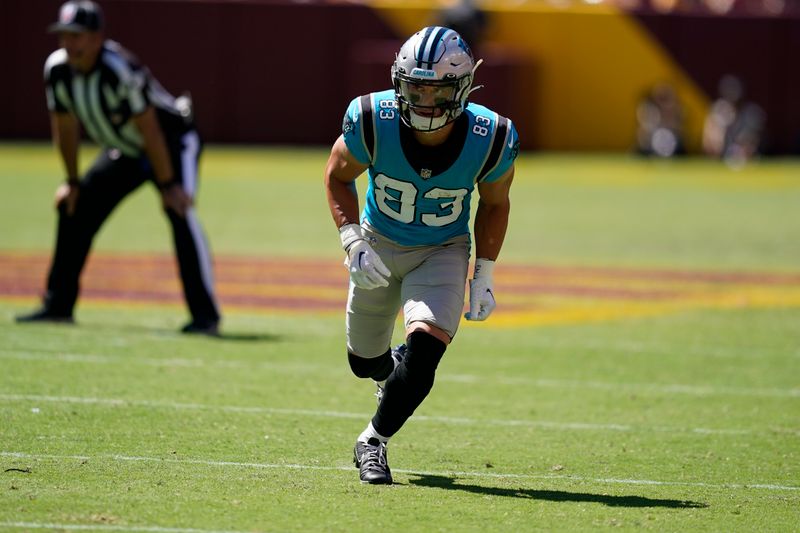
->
[42,130,220,326]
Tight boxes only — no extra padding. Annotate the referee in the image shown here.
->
[16,0,221,335]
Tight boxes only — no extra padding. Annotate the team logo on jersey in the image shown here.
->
[420,168,432,179]
[342,114,355,136]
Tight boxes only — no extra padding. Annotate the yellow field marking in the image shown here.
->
[468,287,800,328]
[2,252,799,328]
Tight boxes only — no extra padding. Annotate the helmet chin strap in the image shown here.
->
[409,110,449,131]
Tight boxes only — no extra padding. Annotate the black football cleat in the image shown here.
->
[180,320,220,337]
[15,308,74,324]
[354,437,393,485]
[391,343,407,365]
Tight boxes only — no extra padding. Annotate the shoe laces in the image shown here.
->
[360,439,388,471]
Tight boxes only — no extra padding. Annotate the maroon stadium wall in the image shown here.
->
[4,0,403,145]
[4,0,799,153]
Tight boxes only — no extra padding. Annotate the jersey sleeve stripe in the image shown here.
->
[359,94,376,163]
[477,115,509,183]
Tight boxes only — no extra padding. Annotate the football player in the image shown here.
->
[324,26,519,484]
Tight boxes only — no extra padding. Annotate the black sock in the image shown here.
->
[371,331,446,437]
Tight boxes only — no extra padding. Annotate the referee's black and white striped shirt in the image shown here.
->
[44,40,192,158]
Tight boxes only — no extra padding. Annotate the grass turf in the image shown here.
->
[0,143,798,531]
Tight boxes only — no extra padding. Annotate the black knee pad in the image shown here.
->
[403,331,447,374]
[348,349,393,379]
[392,331,447,391]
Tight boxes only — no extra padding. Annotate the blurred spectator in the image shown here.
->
[702,75,766,165]
[433,0,488,54]
[635,82,686,157]
[602,0,790,16]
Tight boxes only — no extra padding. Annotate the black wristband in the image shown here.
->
[67,177,80,186]
[157,180,179,191]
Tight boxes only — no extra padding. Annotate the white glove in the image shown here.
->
[339,223,391,290]
[464,258,496,321]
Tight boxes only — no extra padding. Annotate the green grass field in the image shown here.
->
[0,143,798,532]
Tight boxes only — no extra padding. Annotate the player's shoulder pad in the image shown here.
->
[43,49,69,81]
[342,91,384,165]
[468,104,520,183]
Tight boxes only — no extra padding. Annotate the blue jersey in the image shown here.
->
[342,89,519,246]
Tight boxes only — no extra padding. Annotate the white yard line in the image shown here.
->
[2,451,798,492]
[0,350,320,372]
[443,375,800,399]
[0,522,242,533]
[1,393,795,437]
[1,349,797,399]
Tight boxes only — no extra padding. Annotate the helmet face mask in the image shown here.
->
[392,27,477,132]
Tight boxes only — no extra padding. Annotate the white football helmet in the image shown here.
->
[391,26,480,132]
